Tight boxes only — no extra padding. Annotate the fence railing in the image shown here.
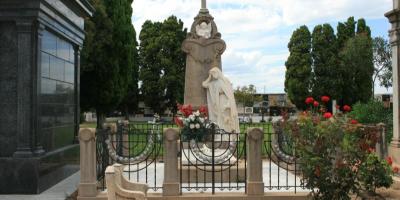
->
[79,121,386,198]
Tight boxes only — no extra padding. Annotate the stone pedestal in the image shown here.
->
[163,128,180,196]
[182,8,226,108]
[246,128,264,196]
[386,0,400,168]
[78,128,98,199]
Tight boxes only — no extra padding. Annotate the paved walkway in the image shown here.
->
[0,172,80,200]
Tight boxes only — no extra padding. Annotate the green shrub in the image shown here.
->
[284,97,394,199]
[350,100,393,143]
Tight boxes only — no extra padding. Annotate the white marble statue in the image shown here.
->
[196,22,212,39]
[202,67,240,133]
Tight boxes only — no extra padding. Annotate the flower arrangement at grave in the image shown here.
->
[174,104,209,141]
[282,96,394,199]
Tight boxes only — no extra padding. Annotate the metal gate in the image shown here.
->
[179,123,247,194]
[96,122,174,191]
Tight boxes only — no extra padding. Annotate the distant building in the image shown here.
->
[375,94,393,108]
[237,93,296,116]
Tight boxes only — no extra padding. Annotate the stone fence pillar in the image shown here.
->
[386,1,400,168]
[78,128,98,199]
[162,128,180,196]
[246,128,264,196]
[375,123,388,160]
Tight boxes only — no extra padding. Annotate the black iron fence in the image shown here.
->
[179,123,247,194]
[96,122,306,193]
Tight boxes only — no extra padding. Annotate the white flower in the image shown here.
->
[199,117,205,123]
[189,115,195,121]
[194,110,200,116]
[195,123,200,129]
[189,124,195,129]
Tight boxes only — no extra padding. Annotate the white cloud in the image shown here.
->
[132,0,392,94]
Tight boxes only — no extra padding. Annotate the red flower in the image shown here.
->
[343,105,351,112]
[313,101,320,107]
[368,147,375,153]
[174,117,183,127]
[386,156,393,166]
[199,105,208,116]
[321,96,330,103]
[350,119,358,124]
[305,97,314,105]
[335,105,340,110]
[393,167,399,173]
[323,112,333,119]
[179,104,193,117]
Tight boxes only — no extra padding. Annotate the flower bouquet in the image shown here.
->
[174,104,209,141]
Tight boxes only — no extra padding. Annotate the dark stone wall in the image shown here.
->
[0,21,17,157]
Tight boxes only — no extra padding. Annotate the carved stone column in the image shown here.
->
[182,7,226,108]
[77,128,98,199]
[386,0,400,167]
[162,128,180,196]
[13,20,35,158]
[74,46,82,143]
[246,128,264,196]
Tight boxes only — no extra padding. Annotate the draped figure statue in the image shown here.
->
[202,67,240,133]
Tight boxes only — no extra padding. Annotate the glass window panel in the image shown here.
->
[57,38,70,61]
[42,31,57,55]
[50,56,65,81]
[41,53,50,78]
[41,78,56,95]
[65,62,75,84]
[69,46,75,63]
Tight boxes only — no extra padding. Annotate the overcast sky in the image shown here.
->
[132,0,392,94]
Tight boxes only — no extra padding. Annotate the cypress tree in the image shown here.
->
[311,24,338,99]
[103,0,137,116]
[81,0,118,127]
[285,25,312,110]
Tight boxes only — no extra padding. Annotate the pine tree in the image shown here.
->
[285,25,312,110]
[311,24,338,99]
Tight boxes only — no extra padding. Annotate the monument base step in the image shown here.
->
[178,160,246,183]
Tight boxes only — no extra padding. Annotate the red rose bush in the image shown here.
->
[283,96,393,199]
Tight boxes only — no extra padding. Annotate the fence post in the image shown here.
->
[247,128,264,196]
[376,123,388,159]
[77,128,98,199]
[163,128,180,196]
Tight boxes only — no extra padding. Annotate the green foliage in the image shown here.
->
[358,153,393,193]
[373,37,392,89]
[234,84,262,107]
[339,34,374,105]
[139,16,187,114]
[351,100,393,142]
[285,101,393,199]
[80,0,138,125]
[285,25,312,110]
[139,20,164,114]
[159,16,187,115]
[81,0,118,125]
[311,24,339,99]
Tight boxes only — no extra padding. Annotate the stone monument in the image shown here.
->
[182,0,226,108]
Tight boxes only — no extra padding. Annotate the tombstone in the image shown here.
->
[182,0,226,108]
[0,0,93,194]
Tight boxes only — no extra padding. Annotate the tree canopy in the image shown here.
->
[285,25,313,110]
